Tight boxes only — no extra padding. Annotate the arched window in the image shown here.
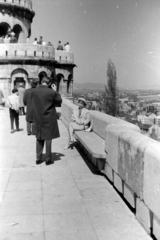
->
[13,24,22,43]
[0,22,10,37]
[38,71,47,85]
[11,68,29,89]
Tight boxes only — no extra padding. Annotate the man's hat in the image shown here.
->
[31,79,38,87]
[78,97,87,106]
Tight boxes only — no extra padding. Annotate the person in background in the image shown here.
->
[64,98,91,149]
[38,36,43,45]
[0,88,4,107]
[10,31,17,43]
[47,42,53,46]
[7,89,20,133]
[65,42,71,52]
[31,76,62,165]
[148,118,160,141]
[18,83,25,115]
[33,38,38,45]
[64,42,67,51]
[57,41,63,50]
[23,79,38,135]
[42,40,46,46]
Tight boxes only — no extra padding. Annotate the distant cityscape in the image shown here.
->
[73,84,160,142]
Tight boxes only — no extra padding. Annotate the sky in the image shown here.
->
[31,0,160,89]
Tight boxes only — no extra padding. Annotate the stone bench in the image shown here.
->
[61,98,140,173]
[74,130,106,172]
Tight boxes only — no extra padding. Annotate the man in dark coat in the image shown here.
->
[31,76,62,165]
[23,79,38,135]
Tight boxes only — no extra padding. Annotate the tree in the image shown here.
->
[103,59,119,116]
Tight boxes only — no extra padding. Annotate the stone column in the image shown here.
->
[70,80,73,96]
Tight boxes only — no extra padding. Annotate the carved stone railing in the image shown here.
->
[55,50,74,64]
[0,43,54,59]
[0,0,32,11]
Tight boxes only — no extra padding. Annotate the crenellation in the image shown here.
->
[0,0,32,11]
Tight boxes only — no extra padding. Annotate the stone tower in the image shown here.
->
[0,0,75,99]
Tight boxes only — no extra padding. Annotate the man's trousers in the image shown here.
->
[36,139,52,162]
[9,108,19,130]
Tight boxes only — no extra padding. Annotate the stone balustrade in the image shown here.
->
[55,50,74,64]
[0,43,54,59]
[0,0,32,11]
[61,98,160,240]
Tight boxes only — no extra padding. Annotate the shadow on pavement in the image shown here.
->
[41,152,65,162]
[74,143,102,176]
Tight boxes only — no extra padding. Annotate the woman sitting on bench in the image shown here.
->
[64,98,91,149]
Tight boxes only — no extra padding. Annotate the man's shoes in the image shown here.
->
[10,129,14,134]
[46,160,54,165]
[36,160,43,165]
[27,133,31,135]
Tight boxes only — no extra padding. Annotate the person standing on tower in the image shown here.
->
[65,42,71,52]
[57,41,63,50]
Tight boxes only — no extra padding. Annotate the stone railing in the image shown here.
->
[0,0,32,11]
[0,43,54,59]
[55,50,74,64]
[61,98,160,240]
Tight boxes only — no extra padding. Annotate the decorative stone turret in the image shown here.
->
[0,0,76,99]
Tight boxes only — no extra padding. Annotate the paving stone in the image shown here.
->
[153,214,160,240]
[45,229,98,240]
[44,213,93,232]
[6,181,42,191]
[0,233,45,240]
[0,199,43,216]
[0,215,44,233]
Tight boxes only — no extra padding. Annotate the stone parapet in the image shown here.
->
[61,98,160,238]
[55,50,74,64]
[0,43,54,60]
[0,0,32,11]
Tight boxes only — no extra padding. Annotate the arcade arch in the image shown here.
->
[13,24,23,43]
[0,22,10,37]
[11,68,29,90]
[38,71,47,85]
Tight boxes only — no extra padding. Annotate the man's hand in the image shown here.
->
[51,84,57,91]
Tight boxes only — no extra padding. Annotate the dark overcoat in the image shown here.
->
[23,87,35,122]
[31,85,62,140]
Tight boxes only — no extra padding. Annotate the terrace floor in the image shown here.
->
[0,107,152,240]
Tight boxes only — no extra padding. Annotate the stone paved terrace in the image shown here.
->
[0,107,152,240]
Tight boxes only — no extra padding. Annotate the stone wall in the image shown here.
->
[61,98,160,239]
